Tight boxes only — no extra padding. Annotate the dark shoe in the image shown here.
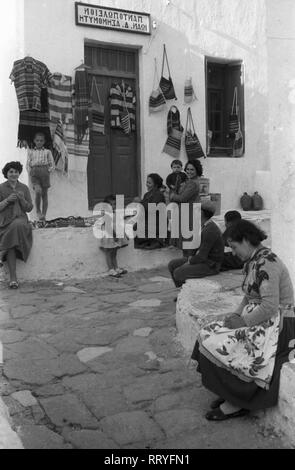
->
[174,297,178,302]
[210,398,225,409]
[9,281,19,289]
[205,407,249,421]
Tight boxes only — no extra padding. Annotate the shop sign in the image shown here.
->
[75,2,151,35]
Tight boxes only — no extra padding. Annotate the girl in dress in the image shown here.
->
[96,194,129,278]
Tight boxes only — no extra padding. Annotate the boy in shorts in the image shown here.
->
[26,132,55,221]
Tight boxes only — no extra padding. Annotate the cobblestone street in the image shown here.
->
[0,268,286,449]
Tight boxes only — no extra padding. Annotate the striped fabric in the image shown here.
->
[184,78,196,104]
[163,128,183,158]
[65,123,89,159]
[10,56,52,111]
[48,74,73,127]
[185,132,205,160]
[18,110,52,149]
[149,88,166,113]
[73,70,90,144]
[110,83,136,131]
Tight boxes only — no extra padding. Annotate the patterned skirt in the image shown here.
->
[191,305,295,410]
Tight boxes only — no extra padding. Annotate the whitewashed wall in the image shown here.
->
[1,0,270,219]
[267,0,295,285]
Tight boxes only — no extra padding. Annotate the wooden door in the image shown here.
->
[86,45,139,209]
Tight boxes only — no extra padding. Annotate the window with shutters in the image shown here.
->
[206,59,245,157]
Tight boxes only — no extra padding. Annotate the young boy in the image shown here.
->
[26,132,55,221]
[166,160,187,193]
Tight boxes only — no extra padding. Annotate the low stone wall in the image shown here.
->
[0,210,271,283]
[176,273,295,448]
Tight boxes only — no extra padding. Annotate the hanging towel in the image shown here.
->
[73,70,90,144]
[48,73,73,134]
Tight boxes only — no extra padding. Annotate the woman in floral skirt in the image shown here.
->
[191,220,295,421]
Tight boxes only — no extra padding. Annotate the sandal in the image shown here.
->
[206,407,249,421]
[210,398,225,409]
[9,281,19,289]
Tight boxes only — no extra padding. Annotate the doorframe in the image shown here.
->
[84,39,142,207]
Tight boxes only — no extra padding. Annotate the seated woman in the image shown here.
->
[134,173,166,250]
[191,220,295,421]
[0,162,33,288]
[169,159,202,257]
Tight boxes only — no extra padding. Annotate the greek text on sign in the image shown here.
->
[75,2,151,35]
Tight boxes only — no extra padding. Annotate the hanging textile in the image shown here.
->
[48,73,73,133]
[17,89,52,149]
[110,82,136,132]
[149,58,166,113]
[10,56,52,112]
[53,120,68,173]
[162,106,183,158]
[159,44,177,101]
[73,69,90,144]
[65,123,89,159]
[184,77,197,104]
[89,78,105,135]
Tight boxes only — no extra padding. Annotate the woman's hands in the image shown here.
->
[224,314,246,329]
[6,193,18,204]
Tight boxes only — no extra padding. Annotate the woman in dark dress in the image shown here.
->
[0,162,33,288]
[134,173,166,250]
[191,220,295,421]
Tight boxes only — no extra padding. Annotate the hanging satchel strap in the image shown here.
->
[186,108,196,135]
[152,58,160,90]
[161,44,172,78]
[231,87,238,115]
[91,77,102,105]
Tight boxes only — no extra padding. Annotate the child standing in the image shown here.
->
[26,132,55,221]
[166,159,187,193]
[97,195,129,278]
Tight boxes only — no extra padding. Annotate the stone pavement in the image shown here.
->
[0,268,288,449]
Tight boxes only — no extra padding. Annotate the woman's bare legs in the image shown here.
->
[6,248,17,283]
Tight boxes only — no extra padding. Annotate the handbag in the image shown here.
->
[159,44,177,101]
[90,78,105,135]
[149,59,166,113]
[163,106,183,158]
[185,108,206,160]
[228,87,239,137]
[184,77,196,104]
[163,128,183,158]
[232,122,244,157]
[167,106,183,135]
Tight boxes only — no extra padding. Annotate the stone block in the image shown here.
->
[77,347,113,363]
[18,425,70,449]
[153,408,201,437]
[63,430,118,449]
[39,394,98,428]
[11,391,38,407]
[99,411,164,446]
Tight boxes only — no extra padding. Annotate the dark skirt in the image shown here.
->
[191,312,295,411]
[0,217,33,262]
